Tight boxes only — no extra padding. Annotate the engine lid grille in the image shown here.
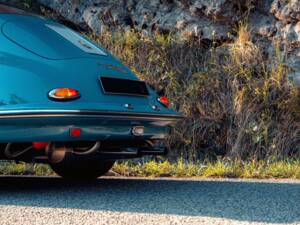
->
[99,77,149,97]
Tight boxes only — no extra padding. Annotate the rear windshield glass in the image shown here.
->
[46,24,107,56]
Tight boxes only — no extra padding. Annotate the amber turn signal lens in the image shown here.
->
[48,88,80,100]
[158,96,170,107]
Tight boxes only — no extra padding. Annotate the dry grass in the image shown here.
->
[0,162,53,176]
[91,24,300,161]
[113,159,300,179]
[0,160,300,179]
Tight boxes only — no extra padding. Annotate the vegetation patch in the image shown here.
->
[113,159,300,179]
[0,162,54,176]
[93,26,300,161]
[0,160,300,179]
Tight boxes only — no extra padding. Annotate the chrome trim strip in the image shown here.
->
[0,109,184,121]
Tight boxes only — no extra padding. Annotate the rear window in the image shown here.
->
[46,24,107,56]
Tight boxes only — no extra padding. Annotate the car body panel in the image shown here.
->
[0,115,171,142]
[0,7,182,151]
[2,16,107,60]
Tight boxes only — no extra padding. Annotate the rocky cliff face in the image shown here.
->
[0,0,299,84]
[35,0,300,85]
[269,0,300,85]
[37,0,250,41]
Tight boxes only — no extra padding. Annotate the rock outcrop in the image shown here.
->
[270,0,300,85]
[36,0,252,41]
[1,0,300,85]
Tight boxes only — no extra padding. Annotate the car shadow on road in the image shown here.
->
[0,176,298,224]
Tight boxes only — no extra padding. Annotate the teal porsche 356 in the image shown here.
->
[0,4,182,179]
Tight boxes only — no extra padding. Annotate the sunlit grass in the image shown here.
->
[0,159,299,179]
[0,162,54,176]
[113,159,300,179]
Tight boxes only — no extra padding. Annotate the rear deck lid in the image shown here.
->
[1,16,107,59]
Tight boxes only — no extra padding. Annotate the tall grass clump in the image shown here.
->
[93,24,300,162]
[224,24,300,160]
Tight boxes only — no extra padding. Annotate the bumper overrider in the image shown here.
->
[0,110,183,143]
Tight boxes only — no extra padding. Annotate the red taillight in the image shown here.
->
[48,88,80,101]
[70,128,82,137]
[158,96,170,107]
[33,142,49,150]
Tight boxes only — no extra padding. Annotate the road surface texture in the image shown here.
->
[0,176,299,225]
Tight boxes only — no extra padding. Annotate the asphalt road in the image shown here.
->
[0,176,299,225]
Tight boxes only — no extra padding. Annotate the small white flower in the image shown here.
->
[253,125,258,132]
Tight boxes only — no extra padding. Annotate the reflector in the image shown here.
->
[33,142,49,150]
[70,128,82,137]
[158,96,170,107]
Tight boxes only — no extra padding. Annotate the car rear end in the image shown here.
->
[0,10,183,163]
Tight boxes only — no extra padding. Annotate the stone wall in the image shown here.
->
[1,0,300,84]
[34,0,300,84]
